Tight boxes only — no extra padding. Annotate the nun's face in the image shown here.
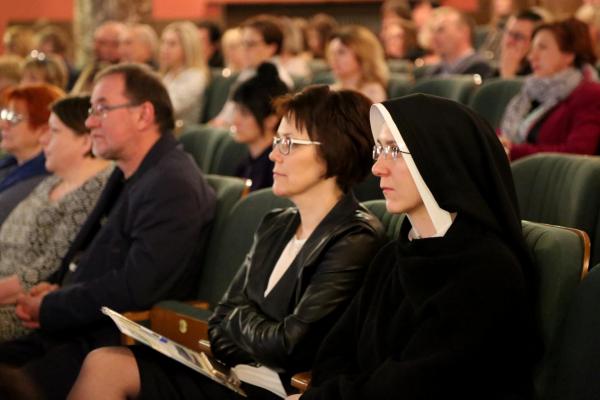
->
[372,125,424,215]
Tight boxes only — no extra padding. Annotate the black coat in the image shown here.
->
[208,193,385,375]
[40,133,216,337]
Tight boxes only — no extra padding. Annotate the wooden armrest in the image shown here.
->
[291,371,312,393]
[148,304,211,350]
[185,300,210,309]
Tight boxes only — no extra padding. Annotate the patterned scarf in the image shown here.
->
[500,67,583,143]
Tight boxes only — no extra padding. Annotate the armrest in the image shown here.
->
[291,371,312,393]
[148,300,213,350]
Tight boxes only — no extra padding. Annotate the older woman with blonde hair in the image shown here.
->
[327,25,389,103]
[159,21,209,126]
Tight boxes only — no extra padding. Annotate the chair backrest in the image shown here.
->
[387,73,413,100]
[196,188,292,306]
[210,133,249,176]
[200,68,239,123]
[468,77,523,130]
[550,263,600,400]
[408,75,481,104]
[179,125,231,173]
[311,70,335,85]
[512,153,600,266]
[522,221,589,400]
[362,199,405,241]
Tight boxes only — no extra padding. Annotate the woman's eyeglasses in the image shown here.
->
[272,136,321,155]
[0,109,24,126]
[372,144,410,160]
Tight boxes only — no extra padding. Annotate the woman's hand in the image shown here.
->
[286,394,302,400]
[0,275,24,305]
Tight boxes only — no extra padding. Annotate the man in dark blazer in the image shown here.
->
[0,63,216,399]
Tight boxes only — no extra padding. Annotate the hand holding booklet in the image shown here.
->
[101,307,288,398]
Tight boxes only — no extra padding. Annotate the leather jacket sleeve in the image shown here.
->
[208,218,383,372]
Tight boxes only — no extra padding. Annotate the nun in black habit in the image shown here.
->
[293,94,538,400]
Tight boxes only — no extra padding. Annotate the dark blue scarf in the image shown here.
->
[0,152,48,193]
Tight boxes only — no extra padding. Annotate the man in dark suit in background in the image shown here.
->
[0,63,216,399]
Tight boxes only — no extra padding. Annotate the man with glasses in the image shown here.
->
[496,9,544,78]
[0,63,216,400]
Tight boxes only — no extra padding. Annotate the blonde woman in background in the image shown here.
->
[20,51,68,90]
[327,25,389,103]
[159,21,208,126]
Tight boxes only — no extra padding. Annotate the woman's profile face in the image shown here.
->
[372,125,424,215]
[328,38,361,81]
[159,29,185,70]
[528,30,575,78]
[269,115,327,200]
[40,112,90,175]
[232,104,262,144]
[0,99,38,156]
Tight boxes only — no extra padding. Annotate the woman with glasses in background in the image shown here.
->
[0,95,112,341]
[68,85,384,400]
[0,84,64,225]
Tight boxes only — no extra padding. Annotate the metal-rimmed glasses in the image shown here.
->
[272,136,321,155]
[372,144,410,161]
[0,108,24,126]
[88,102,140,119]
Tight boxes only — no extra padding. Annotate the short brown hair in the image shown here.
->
[533,17,597,68]
[5,83,64,129]
[274,85,374,193]
[241,15,284,55]
[95,63,175,134]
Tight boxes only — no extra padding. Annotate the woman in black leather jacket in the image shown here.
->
[68,85,385,400]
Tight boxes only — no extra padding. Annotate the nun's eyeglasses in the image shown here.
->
[372,144,410,160]
[272,136,321,155]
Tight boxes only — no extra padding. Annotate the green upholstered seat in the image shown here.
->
[387,73,413,100]
[199,68,239,123]
[311,70,335,85]
[468,77,523,130]
[387,59,414,74]
[362,199,405,241]
[512,153,600,266]
[194,188,292,307]
[179,125,230,173]
[551,263,600,400]
[408,75,481,104]
[522,221,589,400]
[210,133,249,176]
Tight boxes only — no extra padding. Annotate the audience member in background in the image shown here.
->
[20,50,68,90]
[305,13,338,60]
[290,93,537,400]
[197,20,224,69]
[231,62,289,191]
[328,25,389,103]
[381,18,423,61]
[0,63,216,400]
[2,26,34,59]
[119,23,159,70]
[478,0,526,62]
[35,25,79,90]
[221,28,247,75]
[494,9,544,78]
[280,17,311,79]
[159,21,209,127]
[380,0,412,31]
[68,84,384,400]
[0,95,112,341]
[0,56,22,106]
[211,15,293,128]
[423,7,495,79]
[500,18,600,160]
[576,4,600,61]
[71,21,125,94]
[0,84,64,225]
